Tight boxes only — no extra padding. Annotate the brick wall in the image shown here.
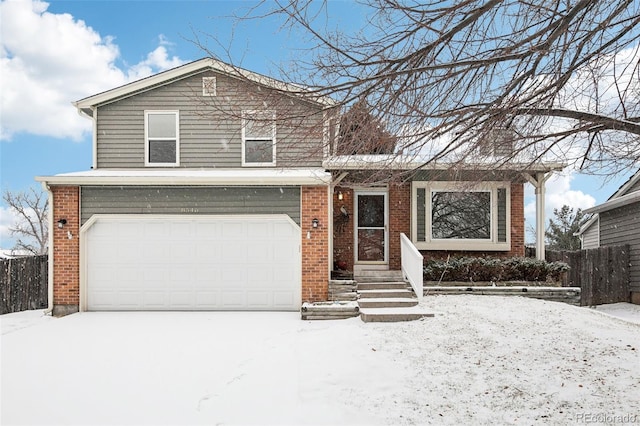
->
[509,183,525,257]
[333,187,354,271]
[51,186,80,316]
[388,182,411,270]
[301,186,329,302]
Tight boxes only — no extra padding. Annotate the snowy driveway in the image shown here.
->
[2,296,639,425]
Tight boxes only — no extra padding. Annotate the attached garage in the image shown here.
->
[82,214,301,311]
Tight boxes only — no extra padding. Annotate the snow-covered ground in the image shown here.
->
[1,296,639,425]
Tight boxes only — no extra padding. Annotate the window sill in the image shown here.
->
[414,241,511,251]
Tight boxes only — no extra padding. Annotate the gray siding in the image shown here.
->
[96,71,325,169]
[581,219,599,249]
[81,186,301,225]
[599,201,640,292]
[627,180,640,194]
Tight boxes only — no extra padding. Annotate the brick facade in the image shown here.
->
[388,182,412,270]
[301,186,330,302]
[332,182,526,272]
[51,186,80,316]
[333,187,354,271]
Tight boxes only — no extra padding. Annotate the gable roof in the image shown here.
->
[578,168,640,235]
[74,58,336,117]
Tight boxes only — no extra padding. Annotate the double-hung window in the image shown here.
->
[242,110,276,166]
[145,111,179,166]
[412,181,510,251]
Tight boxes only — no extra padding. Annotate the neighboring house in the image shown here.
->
[578,169,640,304]
[37,58,561,316]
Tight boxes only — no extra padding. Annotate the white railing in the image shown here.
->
[400,233,423,301]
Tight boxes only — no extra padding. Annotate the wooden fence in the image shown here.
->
[0,255,48,314]
[546,245,630,306]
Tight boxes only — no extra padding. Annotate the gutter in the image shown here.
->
[35,171,333,187]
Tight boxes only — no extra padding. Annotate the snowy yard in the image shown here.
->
[1,296,639,425]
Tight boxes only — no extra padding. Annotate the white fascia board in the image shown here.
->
[584,190,640,214]
[35,169,332,186]
[323,155,565,173]
[74,58,336,116]
[577,214,598,236]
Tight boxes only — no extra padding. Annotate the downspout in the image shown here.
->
[41,181,54,315]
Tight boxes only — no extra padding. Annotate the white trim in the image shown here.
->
[584,190,640,214]
[92,107,98,169]
[411,181,511,251]
[35,168,332,186]
[241,110,276,167]
[354,189,389,265]
[144,110,180,167]
[324,154,565,173]
[202,76,216,96]
[79,213,302,313]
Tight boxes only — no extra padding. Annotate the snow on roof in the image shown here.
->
[323,154,564,173]
[35,168,332,186]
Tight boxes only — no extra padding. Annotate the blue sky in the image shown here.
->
[0,0,636,248]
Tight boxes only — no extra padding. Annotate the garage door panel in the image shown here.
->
[85,215,301,311]
[273,292,295,308]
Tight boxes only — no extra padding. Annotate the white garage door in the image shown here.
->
[83,215,301,311]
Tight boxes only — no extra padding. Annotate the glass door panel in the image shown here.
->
[356,193,387,263]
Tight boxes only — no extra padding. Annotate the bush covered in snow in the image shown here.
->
[423,257,569,283]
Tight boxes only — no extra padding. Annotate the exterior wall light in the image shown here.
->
[312,218,319,228]
[337,191,343,201]
[57,219,67,229]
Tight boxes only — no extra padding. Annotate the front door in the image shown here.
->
[355,191,388,265]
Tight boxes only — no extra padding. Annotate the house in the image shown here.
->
[37,58,561,316]
[578,169,640,304]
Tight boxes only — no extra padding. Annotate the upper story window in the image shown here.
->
[242,110,276,166]
[412,181,510,251]
[145,111,179,167]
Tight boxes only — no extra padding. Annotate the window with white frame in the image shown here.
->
[145,111,179,166]
[242,110,276,166]
[412,181,510,251]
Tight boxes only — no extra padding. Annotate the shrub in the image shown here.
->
[423,257,569,283]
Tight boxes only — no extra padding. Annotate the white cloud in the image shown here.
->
[0,206,19,249]
[126,43,185,81]
[524,171,596,242]
[0,0,186,141]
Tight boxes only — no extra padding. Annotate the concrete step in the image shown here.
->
[355,270,404,282]
[357,281,408,290]
[358,289,415,299]
[360,307,434,323]
[358,298,419,308]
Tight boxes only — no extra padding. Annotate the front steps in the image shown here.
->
[356,270,433,322]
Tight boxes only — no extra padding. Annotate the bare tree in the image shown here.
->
[197,0,640,178]
[3,187,49,255]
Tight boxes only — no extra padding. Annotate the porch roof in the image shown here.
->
[323,155,564,174]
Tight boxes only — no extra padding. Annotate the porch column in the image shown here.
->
[524,172,552,260]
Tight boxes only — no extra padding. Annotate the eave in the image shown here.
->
[584,190,640,214]
[35,169,332,187]
[323,155,565,174]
